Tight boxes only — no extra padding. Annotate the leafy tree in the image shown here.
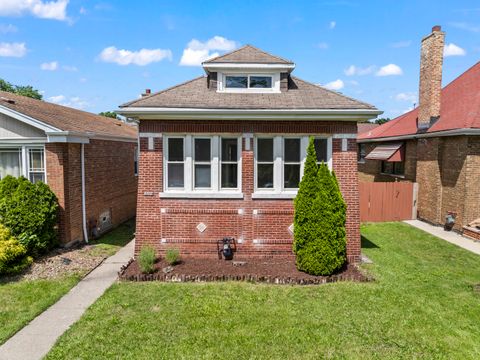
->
[0,78,43,100]
[99,111,118,119]
[373,117,390,125]
[293,137,347,275]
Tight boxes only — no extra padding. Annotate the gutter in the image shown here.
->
[357,128,480,143]
[117,107,383,121]
[81,144,88,243]
[45,130,137,144]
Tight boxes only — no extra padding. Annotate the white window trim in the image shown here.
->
[0,144,47,183]
[134,145,139,176]
[253,135,332,198]
[217,72,281,93]
[162,135,242,198]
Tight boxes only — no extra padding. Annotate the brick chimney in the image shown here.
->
[418,25,445,131]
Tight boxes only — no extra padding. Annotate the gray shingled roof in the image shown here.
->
[121,76,376,110]
[0,91,137,139]
[203,45,294,64]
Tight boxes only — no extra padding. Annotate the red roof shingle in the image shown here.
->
[359,61,480,140]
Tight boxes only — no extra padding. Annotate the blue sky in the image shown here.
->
[0,0,479,119]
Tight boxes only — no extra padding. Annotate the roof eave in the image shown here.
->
[357,128,480,142]
[202,63,296,74]
[118,107,382,121]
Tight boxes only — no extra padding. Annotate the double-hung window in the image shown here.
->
[0,146,46,183]
[164,136,241,195]
[166,138,184,188]
[283,138,301,189]
[194,138,211,188]
[254,136,332,196]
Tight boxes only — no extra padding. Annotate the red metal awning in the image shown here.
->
[365,142,404,162]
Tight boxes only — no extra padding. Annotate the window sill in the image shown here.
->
[357,160,366,164]
[252,192,297,199]
[160,192,244,199]
[380,173,406,179]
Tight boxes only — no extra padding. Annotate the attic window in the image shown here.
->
[225,75,273,89]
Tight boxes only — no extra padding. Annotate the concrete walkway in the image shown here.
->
[404,220,480,256]
[0,240,134,360]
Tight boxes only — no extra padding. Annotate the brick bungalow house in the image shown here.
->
[358,26,480,239]
[119,45,381,262]
[0,91,138,245]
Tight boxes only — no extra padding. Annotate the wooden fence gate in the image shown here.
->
[359,182,418,222]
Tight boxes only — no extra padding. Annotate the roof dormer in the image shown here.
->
[202,45,295,93]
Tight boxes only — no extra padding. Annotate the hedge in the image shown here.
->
[0,224,32,275]
[0,176,58,256]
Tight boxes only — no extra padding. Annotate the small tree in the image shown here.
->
[293,137,347,275]
[99,111,118,119]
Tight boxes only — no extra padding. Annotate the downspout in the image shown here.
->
[81,144,88,243]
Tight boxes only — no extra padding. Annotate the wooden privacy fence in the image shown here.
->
[359,182,418,222]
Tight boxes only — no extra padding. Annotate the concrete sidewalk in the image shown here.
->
[404,220,480,256]
[0,240,134,360]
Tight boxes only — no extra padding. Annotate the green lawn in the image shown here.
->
[46,223,480,359]
[87,219,136,257]
[0,219,135,345]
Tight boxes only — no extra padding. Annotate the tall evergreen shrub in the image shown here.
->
[293,137,347,275]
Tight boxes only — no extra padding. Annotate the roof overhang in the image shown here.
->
[118,107,382,122]
[1,104,137,143]
[202,63,296,74]
[357,128,480,143]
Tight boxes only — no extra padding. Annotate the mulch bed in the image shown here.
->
[119,257,373,285]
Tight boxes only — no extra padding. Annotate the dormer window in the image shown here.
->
[219,73,280,93]
[225,75,273,89]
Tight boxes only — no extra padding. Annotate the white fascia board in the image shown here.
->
[357,128,480,143]
[117,107,382,121]
[46,131,90,144]
[0,137,47,144]
[203,63,296,72]
[0,105,61,132]
[46,131,137,144]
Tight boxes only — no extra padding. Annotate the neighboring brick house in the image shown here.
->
[0,91,138,245]
[358,26,480,238]
[119,45,381,262]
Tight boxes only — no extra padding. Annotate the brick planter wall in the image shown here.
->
[136,120,361,263]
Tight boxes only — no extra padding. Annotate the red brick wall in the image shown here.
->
[46,139,137,244]
[136,120,361,263]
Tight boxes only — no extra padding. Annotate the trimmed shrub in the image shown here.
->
[138,246,156,274]
[0,224,33,275]
[0,176,58,256]
[293,137,347,275]
[165,248,180,265]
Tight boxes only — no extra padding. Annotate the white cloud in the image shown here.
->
[179,36,238,66]
[79,6,87,15]
[376,64,403,76]
[79,77,87,83]
[395,92,417,102]
[40,61,58,71]
[323,79,344,91]
[0,24,17,33]
[0,42,27,57]
[48,95,65,103]
[48,95,89,109]
[329,21,336,29]
[444,43,466,57]
[0,0,69,21]
[344,65,375,76]
[99,46,172,66]
[317,42,329,49]
[390,40,411,48]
